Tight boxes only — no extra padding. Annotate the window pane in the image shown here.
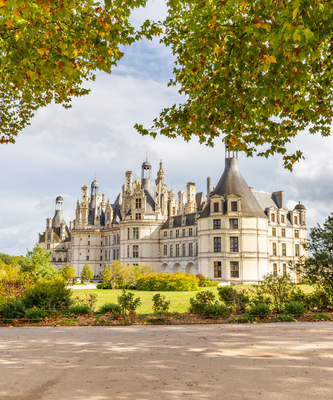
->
[214,261,221,278]
[213,202,219,212]
[230,219,238,229]
[230,261,239,278]
[273,263,277,276]
[230,237,238,252]
[231,202,237,212]
[214,237,221,252]
[213,219,221,229]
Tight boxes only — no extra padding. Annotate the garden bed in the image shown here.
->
[1,310,332,327]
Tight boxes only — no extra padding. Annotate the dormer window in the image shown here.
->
[231,201,237,212]
[281,215,285,223]
[271,213,275,222]
[181,216,186,226]
[213,202,219,212]
[169,218,174,228]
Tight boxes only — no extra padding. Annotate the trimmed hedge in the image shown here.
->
[136,272,199,291]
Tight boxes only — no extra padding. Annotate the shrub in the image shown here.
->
[252,273,302,312]
[0,274,33,305]
[98,302,121,316]
[67,304,91,315]
[152,293,171,315]
[195,274,206,287]
[22,278,72,309]
[136,272,199,291]
[284,301,306,316]
[71,293,98,312]
[313,314,331,321]
[248,303,271,317]
[0,299,26,321]
[217,286,238,304]
[202,303,229,318]
[117,290,141,315]
[204,280,219,287]
[24,307,47,322]
[188,291,216,314]
[96,282,112,290]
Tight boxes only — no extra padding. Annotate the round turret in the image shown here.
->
[56,195,63,202]
[142,160,152,170]
[295,202,306,210]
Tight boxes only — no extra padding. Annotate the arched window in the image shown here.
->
[58,257,62,262]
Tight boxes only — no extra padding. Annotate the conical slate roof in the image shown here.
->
[200,156,267,219]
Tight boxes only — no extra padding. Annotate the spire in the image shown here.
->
[52,196,66,228]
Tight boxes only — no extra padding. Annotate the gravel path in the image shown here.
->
[0,322,332,400]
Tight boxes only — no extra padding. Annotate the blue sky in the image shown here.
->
[1,0,333,255]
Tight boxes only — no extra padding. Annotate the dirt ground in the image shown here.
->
[0,322,333,400]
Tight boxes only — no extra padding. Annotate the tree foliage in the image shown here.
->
[20,243,59,280]
[135,0,333,169]
[60,262,75,282]
[292,213,333,290]
[81,263,93,281]
[0,0,157,144]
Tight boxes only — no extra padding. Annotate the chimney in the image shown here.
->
[207,177,211,200]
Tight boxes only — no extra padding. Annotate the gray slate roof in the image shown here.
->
[161,212,200,230]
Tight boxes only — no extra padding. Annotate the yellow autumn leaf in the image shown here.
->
[293,6,299,20]
[0,0,6,7]
[26,71,33,78]
[5,20,15,28]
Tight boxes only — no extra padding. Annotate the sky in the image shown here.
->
[1,0,333,256]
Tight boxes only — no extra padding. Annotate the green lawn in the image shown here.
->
[72,284,313,314]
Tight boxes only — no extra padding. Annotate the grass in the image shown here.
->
[72,284,313,315]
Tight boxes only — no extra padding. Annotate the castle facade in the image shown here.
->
[38,152,307,283]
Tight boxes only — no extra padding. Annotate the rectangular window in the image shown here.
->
[170,244,173,257]
[113,249,116,260]
[113,235,116,244]
[136,198,142,209]
[117,234,120,245]
[294,216,298,225]
[196,242,198,256]
[230,237,239,252]
[273,263,277,276]
[88,241,90,246]
[182,243,186,257]
[105,236,108,246]
[230,261,239,278]
[281,228,286,237]
[135,213,141,220]
[164,231,167,238]
[127,228,130,240]
[127,245,130,258]
[214,261,222,278]
[229,219,238,229]
[283,263,287,275]
[272,228,276,236]
[271,213,275,222]
[214,237,221,253]
[176,229,179,238]
[182,228,186,237]
[47,233,52,242]
[133,227,139,240]
[105,250,107,260]
[213,219,221,229]
[231,201,238,212]
[282,243,286,256]
[164,244,167,257]
[100,255,103,261]
[295,230,299,238]
[189,228,193,237]
[189,243,193,257]
[213,202,219,212]
[176,244,180,257]
[295,244,300,257]
[281,215,285,223]
[86,256,89,261]
[47,243,50,250]
[133,245,139,258]
[272,242,277,256]
[170,230,173,239]
[117,249,119,259]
